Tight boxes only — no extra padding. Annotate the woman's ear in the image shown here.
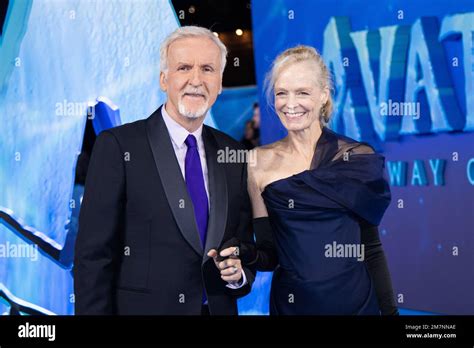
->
[320,86,329,105]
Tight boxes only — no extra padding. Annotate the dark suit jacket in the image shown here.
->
[74,106,256,315]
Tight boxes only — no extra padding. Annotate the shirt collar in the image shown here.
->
[161,103,204,148]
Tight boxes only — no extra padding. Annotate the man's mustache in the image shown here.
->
[181,88,208,98]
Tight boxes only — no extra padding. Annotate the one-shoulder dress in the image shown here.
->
[261,127,391,315]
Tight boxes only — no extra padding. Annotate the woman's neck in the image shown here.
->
[285,122,323,163]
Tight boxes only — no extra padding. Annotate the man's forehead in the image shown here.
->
[168,37,220,62]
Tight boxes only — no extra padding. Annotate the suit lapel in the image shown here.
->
[146,106,203,256]
[202,126,228,264]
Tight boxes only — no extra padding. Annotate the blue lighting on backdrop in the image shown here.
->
[252,0,474,314]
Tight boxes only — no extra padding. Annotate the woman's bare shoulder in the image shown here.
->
[250,140,286,170]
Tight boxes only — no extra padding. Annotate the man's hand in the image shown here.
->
[207,247,242,283]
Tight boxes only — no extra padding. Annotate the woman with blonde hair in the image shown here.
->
[241,45,397,315]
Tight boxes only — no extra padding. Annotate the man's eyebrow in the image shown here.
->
[176,62,192,66]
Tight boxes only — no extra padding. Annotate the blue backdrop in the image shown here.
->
[0,0,180,315]
[252,0,474,314]
[212,86,258,141]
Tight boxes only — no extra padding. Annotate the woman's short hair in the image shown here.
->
[160,26,228,75]
[264,45,334,126]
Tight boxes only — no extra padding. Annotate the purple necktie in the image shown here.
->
[184,134,209,248]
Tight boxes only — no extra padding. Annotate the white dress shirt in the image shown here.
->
[161,105,247,289]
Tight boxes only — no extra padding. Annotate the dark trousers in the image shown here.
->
[201,305,210,316]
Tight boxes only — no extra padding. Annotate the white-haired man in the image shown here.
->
[74,26,256,315]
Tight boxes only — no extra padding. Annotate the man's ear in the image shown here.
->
[159,71,167,92]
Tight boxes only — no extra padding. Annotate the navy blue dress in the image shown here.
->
[261,127,391,315]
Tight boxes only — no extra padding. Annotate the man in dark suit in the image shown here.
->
[74,26,255,315]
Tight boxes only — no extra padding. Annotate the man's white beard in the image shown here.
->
[178,99,209,119]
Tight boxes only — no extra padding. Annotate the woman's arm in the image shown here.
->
[250,217,279,271]
[244,152,279,271]
[361,222,399,315]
